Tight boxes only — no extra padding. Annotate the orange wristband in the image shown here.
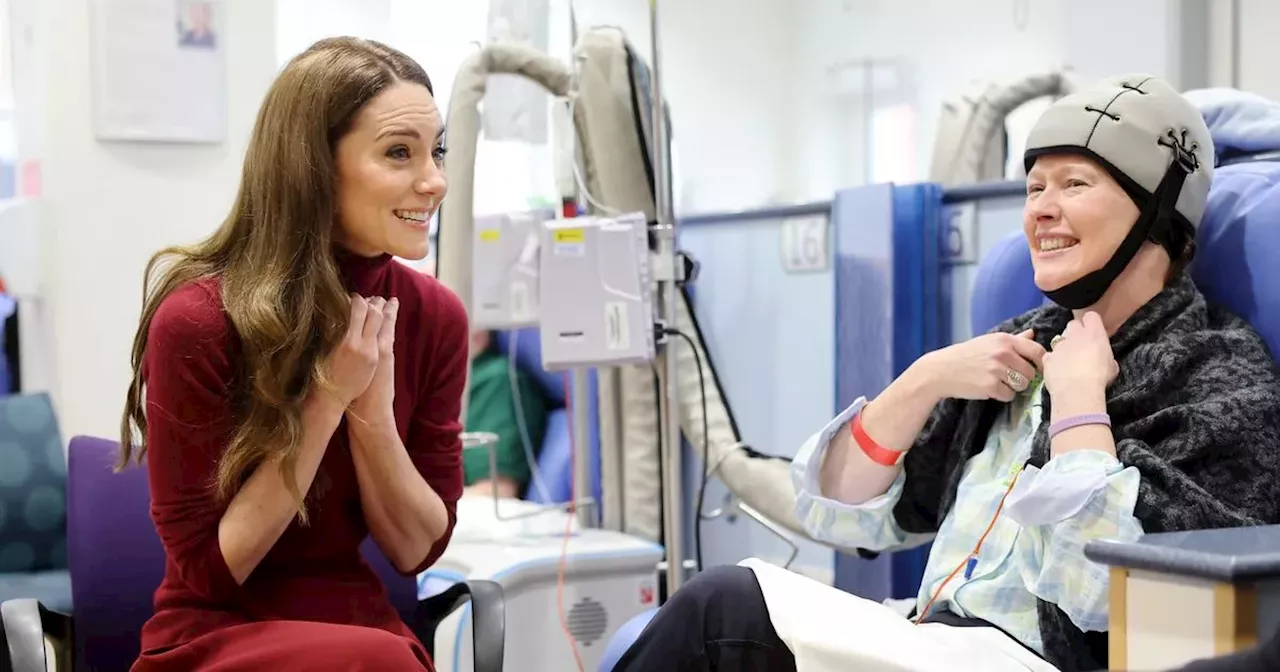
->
[851,410,905,466]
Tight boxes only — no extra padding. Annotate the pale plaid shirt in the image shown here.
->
[791,380,1144,656]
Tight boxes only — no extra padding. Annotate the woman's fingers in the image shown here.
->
[379,298,399,350]
[347,295,368,340]
[1008,332,1047,370]
[990,378,1017,402]
[996,351,1036,393]
[362,297,385,341]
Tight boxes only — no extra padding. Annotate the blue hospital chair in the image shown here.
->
[598,155,1280,670]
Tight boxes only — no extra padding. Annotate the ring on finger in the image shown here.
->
[1006,369,1027,391]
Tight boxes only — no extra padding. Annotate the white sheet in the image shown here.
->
[739,558,1061,672]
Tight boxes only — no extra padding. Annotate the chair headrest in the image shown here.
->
[969,162,1280,359]
[970,231,1046,336]
[1191,161,1280,356]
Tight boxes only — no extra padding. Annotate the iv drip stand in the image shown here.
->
[648,0,687,595]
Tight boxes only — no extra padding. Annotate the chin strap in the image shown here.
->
[1043,131,1199,310]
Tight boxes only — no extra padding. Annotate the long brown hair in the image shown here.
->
[118,37,434,518]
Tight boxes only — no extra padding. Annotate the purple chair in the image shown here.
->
[1,436,504,672]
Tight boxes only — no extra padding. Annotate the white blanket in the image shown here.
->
[739,558,1061,672]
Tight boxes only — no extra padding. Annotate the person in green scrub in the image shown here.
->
[462,329,550,498]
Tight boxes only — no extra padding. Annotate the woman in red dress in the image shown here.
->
[117,36,467,671]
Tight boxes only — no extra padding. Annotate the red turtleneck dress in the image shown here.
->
[131,251,468,671]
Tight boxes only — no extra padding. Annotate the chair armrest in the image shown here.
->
[1,599,72,672]
[412,579,504,672]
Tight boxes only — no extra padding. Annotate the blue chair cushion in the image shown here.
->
[970,230,1046,337]
[527,408,572,502]
[1192,160,1280,356]
[0,569,71,613]
[598,607,658,672]
[0,392,67,573]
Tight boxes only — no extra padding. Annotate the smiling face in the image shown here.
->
[333,81,447,261]
[1023,153,1142,292]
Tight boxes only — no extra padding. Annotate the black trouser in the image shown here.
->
[612,565,796,671]
[610,563,1280,672]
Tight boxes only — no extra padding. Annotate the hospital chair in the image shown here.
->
[0,436,506,672]
[0,393,70,614]
[598,152,1280,670]
[969,153,1280,669]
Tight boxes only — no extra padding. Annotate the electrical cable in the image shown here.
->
[555,373,586,672]
[662,326,709,572]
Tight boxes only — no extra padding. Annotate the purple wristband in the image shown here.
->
[1048,413,1111,439]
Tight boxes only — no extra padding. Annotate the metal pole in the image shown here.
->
[649,0,686,594]
[571,367,594,527]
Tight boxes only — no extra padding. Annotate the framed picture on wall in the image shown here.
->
[88,0,227,143]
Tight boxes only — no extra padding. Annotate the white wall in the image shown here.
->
[25,0,277,438]
[276,0,391,67]
[276,0,801,218]
[587,0,800,215]
[792,0,1205,187]
[1234,0,1280,100]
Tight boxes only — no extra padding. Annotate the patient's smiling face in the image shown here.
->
[1022,153,1142,292]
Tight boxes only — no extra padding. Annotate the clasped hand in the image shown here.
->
[324,294,399,429]
[1042,311,1118,399]
[918,311,1116,403]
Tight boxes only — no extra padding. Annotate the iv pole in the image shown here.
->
[648,0,687,594]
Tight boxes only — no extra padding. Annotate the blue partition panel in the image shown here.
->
[831,181,946,602]
[888,182,946,599]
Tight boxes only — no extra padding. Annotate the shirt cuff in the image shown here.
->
[790,397,865,493]
[1004,450,1126,528]
[791,396,904,510]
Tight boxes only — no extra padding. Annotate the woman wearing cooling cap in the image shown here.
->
[615,75,1280,672]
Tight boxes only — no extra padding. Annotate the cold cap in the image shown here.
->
[1024,74,1214,230]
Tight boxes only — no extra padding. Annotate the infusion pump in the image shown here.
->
[471,211,655,369]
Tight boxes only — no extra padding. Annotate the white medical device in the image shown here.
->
[538,213,655,371]
[471,212,545,330]
[425,499,664,672]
